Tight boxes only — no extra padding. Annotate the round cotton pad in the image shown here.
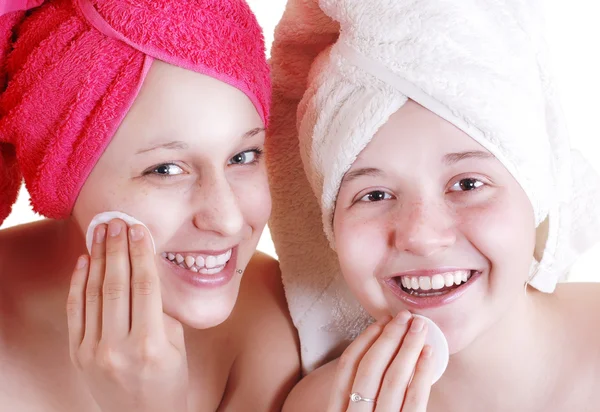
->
[85,211,156,254]
[412,314,449,384]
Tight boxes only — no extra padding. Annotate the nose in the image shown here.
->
[192,173,244,237]
[392,200,456,257]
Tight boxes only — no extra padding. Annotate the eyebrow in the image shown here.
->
[242,127,266,139]
[342,167,383,184]
[136,141,189,154]
[136,127,265,155]
[443,150,494,165]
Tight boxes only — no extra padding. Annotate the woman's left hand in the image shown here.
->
[66,219,189,412]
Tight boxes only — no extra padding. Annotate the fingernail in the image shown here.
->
[76,255,87,269]
[394,311,411,325]
[129,226,144,242]
[410,317,425,332]
[95,225,106,243]
[108,220,122,237]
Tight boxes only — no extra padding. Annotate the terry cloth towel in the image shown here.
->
[266,0,600,374]
[0,0,271,226]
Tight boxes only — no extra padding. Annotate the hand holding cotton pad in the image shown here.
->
[85,211,156,254]
[412,314,449,384]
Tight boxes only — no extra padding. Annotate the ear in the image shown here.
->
[534,215,549,262]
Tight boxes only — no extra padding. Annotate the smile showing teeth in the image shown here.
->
[398,270,473,295]
[161,249,233,275]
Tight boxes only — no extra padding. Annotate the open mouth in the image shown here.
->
[161,249,232,275]
[393,270,480,298]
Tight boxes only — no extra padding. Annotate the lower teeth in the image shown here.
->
[404,286,458,296]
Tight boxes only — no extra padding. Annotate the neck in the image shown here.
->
[431,288,568,411]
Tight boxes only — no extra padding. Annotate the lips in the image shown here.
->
[385,269,482,309]
[162,249,232,274]
[159,247,240,289]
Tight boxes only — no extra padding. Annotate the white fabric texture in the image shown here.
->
[266,0,600,373]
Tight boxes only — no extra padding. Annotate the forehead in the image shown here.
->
[115,60,262,146]
[356,100,486,163]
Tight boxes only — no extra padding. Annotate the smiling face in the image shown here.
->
[72,60,271,329]
[333,100,537,353]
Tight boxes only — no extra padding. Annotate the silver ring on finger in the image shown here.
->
[350,392,377,404]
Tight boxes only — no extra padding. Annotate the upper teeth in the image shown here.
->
[161,249,232,269]
[400,270,471,291]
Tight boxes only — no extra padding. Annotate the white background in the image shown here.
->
[2,0,599,281]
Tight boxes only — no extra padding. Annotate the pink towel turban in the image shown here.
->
[0,0,271,225]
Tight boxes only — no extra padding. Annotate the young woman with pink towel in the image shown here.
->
[0,0,299,410]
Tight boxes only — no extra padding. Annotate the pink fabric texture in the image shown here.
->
[0,0,271,225]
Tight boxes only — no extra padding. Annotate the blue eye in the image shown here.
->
[449,178,484,192]
[228,148,263,165]
[146,163,184,177]
[359,190,393,202]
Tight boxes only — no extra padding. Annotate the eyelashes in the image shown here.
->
[142,147,265,180]
[228,147,263,166]
[354,177,488,204]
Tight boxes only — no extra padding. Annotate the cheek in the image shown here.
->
[334,210,388,295]
[74,172,191,245]
[232,171,271,230]
[456,193,535,277]
[72,167,130,234]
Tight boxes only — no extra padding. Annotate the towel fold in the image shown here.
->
[267,0,600,374]
[0,0,271,226]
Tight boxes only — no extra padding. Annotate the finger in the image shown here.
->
[401,345,435,412]
[374,317,428,411]
[66,255,89,362]
[82,224,107,344]
[102,219,131,341]
[347,311,413,412]
[128,224,163,337]
[326,316,390,412]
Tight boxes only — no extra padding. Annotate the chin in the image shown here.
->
[163,297,237,329]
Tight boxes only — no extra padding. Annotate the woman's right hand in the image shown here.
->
[327,311,434,412]
[66,220,189,412]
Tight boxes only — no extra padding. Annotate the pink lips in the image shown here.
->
[160,247,239,289]
[385,268,482,309]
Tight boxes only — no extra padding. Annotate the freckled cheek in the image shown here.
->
[108,190,192,247]
[335,212,388,282]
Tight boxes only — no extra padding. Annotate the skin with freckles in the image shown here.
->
[0,61,300,412]
[284,100,600,412]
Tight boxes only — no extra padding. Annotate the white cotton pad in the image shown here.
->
[412,314,449,384]
[85,211,156,255]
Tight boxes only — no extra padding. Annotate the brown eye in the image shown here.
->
[449,178,484,192]
[360,190,392,202]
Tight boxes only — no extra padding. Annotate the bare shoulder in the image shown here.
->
[554,282,600,338]
[553,282,600,314]
[0,219,60,264]
[553,282,600,376]
[0,220,52,280]
[283,359,338,412]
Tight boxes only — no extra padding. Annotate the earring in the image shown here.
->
[236,269,243,275]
